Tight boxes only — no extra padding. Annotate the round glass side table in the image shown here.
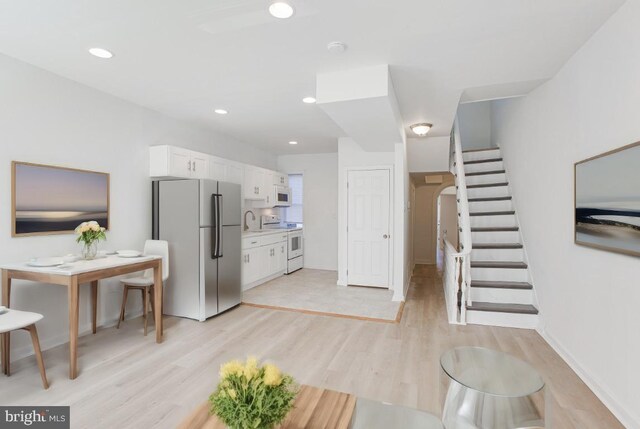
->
[440,346,546,429]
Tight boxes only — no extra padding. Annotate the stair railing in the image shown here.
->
[442,120,472,324]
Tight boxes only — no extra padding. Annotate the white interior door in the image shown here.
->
[347,169,391,288]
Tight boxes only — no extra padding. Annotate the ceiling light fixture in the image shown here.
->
[289,141,298,145]
[214,109,228,115]
[269,2,295,19]
[302,97,316,104]
[327,41,347,54]
[88,47,113,59]
[410,123,433,136]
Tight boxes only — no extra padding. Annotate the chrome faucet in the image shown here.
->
[244,210,256,231]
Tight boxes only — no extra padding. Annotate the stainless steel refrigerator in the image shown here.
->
[152,179,242,321]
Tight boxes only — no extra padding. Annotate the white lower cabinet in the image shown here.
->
[277,242,287,272]
[242,247,267,286]
[242,233,288,290]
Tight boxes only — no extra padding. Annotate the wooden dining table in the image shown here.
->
[0,255,163,379]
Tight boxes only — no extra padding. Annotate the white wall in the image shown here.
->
[457,101,494,150]
[0,53,276,359]
[395,141,410,301]
[407,136,451,173]
[491,1,640,426]
[277,153,339,271]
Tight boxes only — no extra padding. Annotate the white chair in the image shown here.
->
[117,240,169,336]
[0,309,49,389]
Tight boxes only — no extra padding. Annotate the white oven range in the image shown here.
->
[261,215,303,274]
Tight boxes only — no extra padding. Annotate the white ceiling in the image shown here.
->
[0,0,625,155]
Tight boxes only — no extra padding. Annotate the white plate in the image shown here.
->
[0,306,7,315]
[27,257,64,267]
[117,250,142,258]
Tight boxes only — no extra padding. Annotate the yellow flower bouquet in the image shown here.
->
[209,357,297,429]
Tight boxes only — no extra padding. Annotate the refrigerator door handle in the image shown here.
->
[211,193,222,259]
[216,194,223,258]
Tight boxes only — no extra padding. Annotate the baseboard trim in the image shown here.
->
[392,289,405,302]
[537,327,638,428]
[242,270,286,292]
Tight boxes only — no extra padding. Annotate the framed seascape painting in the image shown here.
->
[574,142,640,257]
[11,162,110,237]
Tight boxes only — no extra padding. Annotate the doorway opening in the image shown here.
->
[410,173,456,270]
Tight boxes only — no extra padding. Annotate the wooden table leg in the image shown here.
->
[27,325,49,389]
[2,270,11,375]
[153,260,163,343]
[91,280,98,334]
[68,276,79,379]
[1,333,7,376]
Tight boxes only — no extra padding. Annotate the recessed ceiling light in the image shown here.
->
[289,141,298,145]
[327,41,347,54]
[410,123,433,136]
[269,2,294,19]
[302,97,316,104]
[214,109,228,115]
[88,48,113,59]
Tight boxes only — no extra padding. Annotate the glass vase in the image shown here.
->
[82,241,98,260]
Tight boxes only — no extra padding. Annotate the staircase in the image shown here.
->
[461,147,539,329]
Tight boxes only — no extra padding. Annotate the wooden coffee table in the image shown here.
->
[179,385,355,429]
[179,385,443,429]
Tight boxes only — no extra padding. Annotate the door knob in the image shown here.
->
[383,234,389,239]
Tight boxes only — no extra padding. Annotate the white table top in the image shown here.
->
[0,255,161,276]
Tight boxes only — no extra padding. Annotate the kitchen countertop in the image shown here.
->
[242,229,289,238]
[242,227,302,238]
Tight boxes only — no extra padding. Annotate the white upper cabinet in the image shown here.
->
[190,152,209,178]
[210,156,244,185]
[244,166,263,200]
[273,172,288,186]
[261,170,275,204]
[226,163,244,185]
[150,145,285,206]
[150,145,209,179]
[209,156,228,182]
[244,166,279,203]
[168,147,191,177]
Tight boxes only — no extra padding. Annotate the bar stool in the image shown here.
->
[0,308,49,389]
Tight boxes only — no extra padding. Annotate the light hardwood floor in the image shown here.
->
[0,265,622,428]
